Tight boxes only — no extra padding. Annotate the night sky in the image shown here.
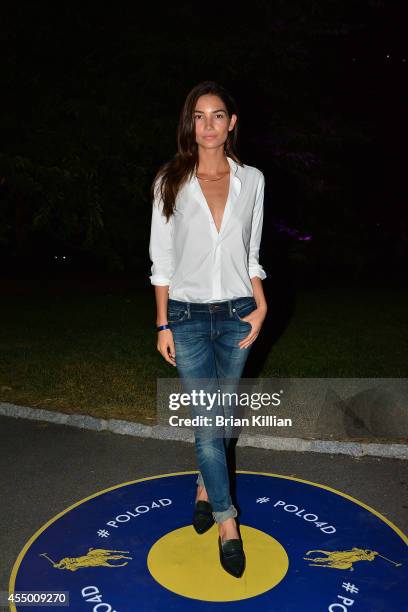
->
[1,1,406,287]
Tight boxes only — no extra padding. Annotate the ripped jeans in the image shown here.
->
[167,296,257,524]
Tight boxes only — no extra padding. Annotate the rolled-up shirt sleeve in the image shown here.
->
[148,179,174,286]
[248,171,267,280]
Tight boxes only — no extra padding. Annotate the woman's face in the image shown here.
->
[193,94,237,150]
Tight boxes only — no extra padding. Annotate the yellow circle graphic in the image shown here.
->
[147,524,289,602]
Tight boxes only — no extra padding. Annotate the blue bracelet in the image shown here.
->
[156,324,170,332]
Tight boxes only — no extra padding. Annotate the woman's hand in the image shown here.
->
[238,306,267,350]
[157,329,177,366]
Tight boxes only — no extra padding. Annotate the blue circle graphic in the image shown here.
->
[9,471,408,611]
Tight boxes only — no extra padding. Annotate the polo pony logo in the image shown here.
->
[304,547,402,571]
[39,548,132,571]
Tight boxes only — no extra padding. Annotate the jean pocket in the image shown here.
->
[232,300,257,325]
[168,308,189,324]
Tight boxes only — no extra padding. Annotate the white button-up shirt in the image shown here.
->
[148,155,267,303]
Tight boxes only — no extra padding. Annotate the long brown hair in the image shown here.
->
[151,80,243,222]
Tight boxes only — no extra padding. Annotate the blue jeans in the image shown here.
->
[167,296,257,523]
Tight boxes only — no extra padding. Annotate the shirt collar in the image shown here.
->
[181,155,243,237]
[226,155,239,176]
[227,156,242,200]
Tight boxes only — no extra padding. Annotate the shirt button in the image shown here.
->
[232,308,236,312]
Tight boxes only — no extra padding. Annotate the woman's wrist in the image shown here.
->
[157,324,170,332]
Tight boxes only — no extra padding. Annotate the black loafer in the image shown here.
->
[218,536,245,578]
[193,500,214,534]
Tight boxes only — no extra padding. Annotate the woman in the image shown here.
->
[148,80,268,578]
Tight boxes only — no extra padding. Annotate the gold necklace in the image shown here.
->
[195,169,230,182]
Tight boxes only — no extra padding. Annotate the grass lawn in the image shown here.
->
[1,286,407,424]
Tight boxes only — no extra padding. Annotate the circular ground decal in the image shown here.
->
[9,471,407,611]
